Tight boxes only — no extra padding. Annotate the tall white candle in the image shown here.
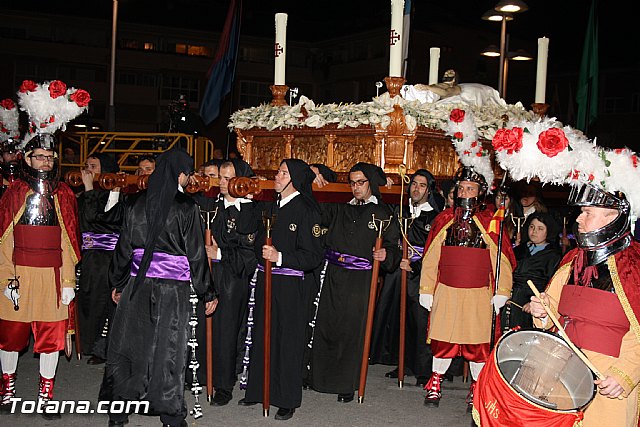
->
[274,13,288,86]
[389,0,404,77]
[535,37,549,104]
[428,47,440,85]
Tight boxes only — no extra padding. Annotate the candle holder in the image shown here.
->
[384,76,406,98]
[531,103,549,119]
[270,85,289,106]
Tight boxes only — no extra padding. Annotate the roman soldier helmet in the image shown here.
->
[492,116,638,265]
[446,109,494,210]
[16,80,90,189]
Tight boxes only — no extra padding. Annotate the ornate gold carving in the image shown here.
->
[292,136,327,165]
[270,85,288,106]
[531,103,549,119]
[384,76,406,98]
[283,134,294,159]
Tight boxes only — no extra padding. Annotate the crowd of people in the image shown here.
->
[1,87,639,427]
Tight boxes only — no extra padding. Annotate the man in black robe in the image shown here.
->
[205,159,258,406]
[370,169,440,386]
[77,153,121,364]
[239,159,323,421]
[309,162,400,403]
[103,148,216,427]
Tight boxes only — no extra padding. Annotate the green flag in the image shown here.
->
[576,0,598,132]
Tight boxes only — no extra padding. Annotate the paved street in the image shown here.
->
[3,350,475,427]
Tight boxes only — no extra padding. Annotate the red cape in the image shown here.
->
[0,180,81,262]
[423,206,517,268]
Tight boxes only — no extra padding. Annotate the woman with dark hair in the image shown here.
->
[501,211,562,329]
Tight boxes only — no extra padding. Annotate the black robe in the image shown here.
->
[209,198,259,392]
[502,243,562,329]
[244,195,323,409]
[77,189,121,358]
[369,205,437,378]
[310,201,400,394]
[102,191,212,419]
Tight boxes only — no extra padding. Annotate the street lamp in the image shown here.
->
[481,1,528,98]
[481,42,533,97]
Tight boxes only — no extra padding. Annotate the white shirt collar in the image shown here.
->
[223,197,251,211]
[410,201,433,218]
[279,191,300,208]
[178,183,184,193]
[348,195,378,205]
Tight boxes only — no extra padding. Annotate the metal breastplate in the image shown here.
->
[444,218,486,248]
[20,192,59,226]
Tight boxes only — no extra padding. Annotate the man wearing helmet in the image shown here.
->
[0,135,81,418]
[419,166,515,412]
[530,184,640,426]
[0,142,21,198]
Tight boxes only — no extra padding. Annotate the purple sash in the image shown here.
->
[257,263,304,277]
[82,232,119,251]
[130,248,191,281]
[325,250,372,270]
[409,245,424,262]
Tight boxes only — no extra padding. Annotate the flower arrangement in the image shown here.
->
[17,80,90,142]
[445,108,494,189]
[0,98,20,143]
[228,93,536,140]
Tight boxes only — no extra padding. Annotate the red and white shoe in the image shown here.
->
[0,373,16,410]
[423,372,443,407]
[38,376,60,419]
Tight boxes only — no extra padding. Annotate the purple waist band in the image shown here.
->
[409,246,424,262]
[257,263,304,277]
[325,250,372,270]
[82,232,119,251]
[130,248,191,281]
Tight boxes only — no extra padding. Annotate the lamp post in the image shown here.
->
[481,1,528,98]
[481,39,533,98]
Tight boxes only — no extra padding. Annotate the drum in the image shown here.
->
[473,329,595,427]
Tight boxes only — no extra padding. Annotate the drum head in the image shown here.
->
[496,329,596,411]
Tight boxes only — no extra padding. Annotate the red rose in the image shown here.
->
[0,99,15,110]
[492,127,523,154]
[453,131,464,140]
[48,80,67,99]
[70,89,91,107]
[450,109,465,123]
[537,128,569,158]
[633,155,638,168]
[19,80,37,93]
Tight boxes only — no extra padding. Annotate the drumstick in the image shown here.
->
[526,280,605,380]
[506,300,524,310]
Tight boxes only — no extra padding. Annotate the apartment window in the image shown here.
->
[144,42,156,51]
[238,81,271,108]
[15,62,58,83]
[161,75,200,103]
[118,72,157,87]
[174,43,211,57]
[239,46,271,64]
[603,97,624,114]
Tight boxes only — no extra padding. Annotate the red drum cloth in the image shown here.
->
[473,345,584,427]
[438,246,493,289]
[431,339,489,363]
[0,319,66,353]
[558,285,630,357]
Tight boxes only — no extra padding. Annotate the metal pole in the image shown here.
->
[498,16,507,98]
[108,0,118,131]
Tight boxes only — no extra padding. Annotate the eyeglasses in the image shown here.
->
[349,179,369,187]
[29,154,56,162]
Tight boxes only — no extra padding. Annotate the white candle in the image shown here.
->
[535,37,549,104]
[389,0,404,77]
[274,13,288,86]
[428,47,440,85]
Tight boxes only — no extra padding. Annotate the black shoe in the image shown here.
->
[87,356,107,365]
[337,392,354,403]
[384,368,399,378]
[416,376,428,387]
[274,407,295,421]
[211,390,232,406]
[162,421,187,427]
[302,380,311,390]
[108,420,129,427]
[238,398,258,406]
[442,373,454,382]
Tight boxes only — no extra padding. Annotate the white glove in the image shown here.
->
[491,295,509,314]
[419,294,433,311]
[4,285,19,303]
[61,288,75,306]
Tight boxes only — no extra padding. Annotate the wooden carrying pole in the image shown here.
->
[203,222,215,402]
[526,280,604,380]
[263,220,274,417]
[358,219,385,404]
[398,218,408,388]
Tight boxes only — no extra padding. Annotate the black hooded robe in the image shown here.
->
[310,200,400,394]
[244,194,324,409]
[369,204,437,378]
[103,190,212,421]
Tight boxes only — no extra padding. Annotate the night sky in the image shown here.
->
[3,0,635,77]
